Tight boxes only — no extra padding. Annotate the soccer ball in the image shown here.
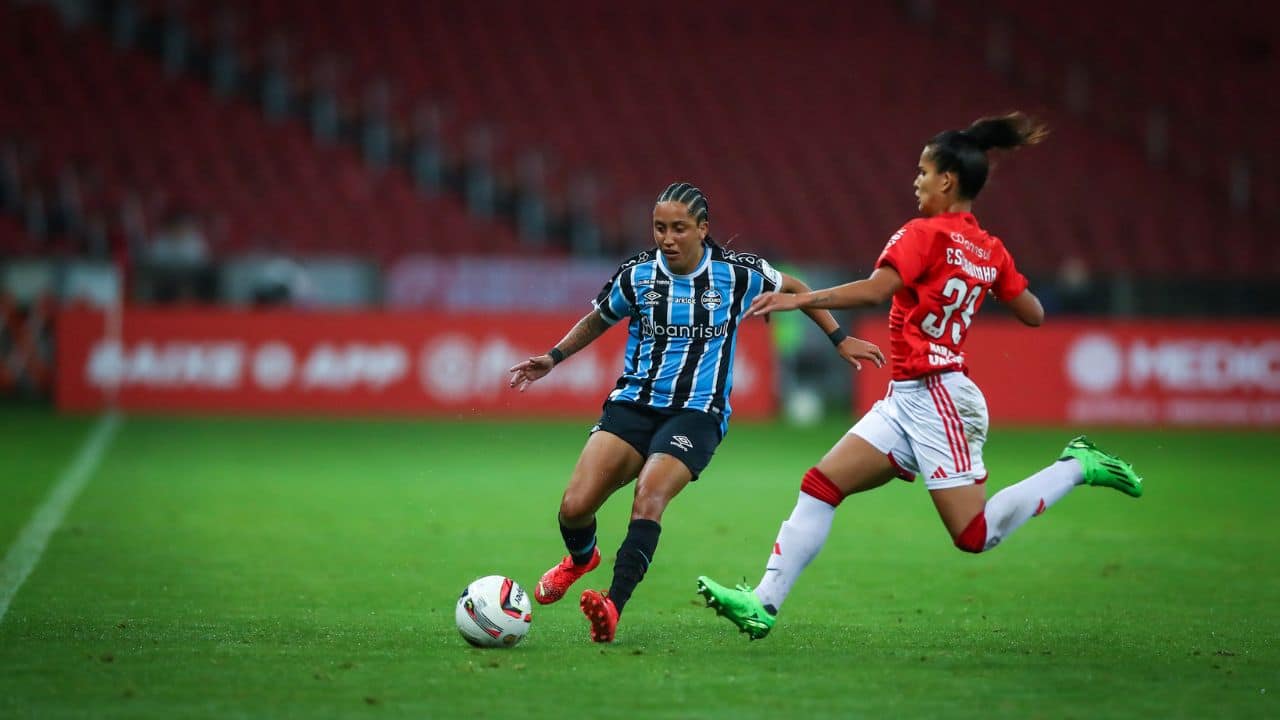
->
[455,575,533,648]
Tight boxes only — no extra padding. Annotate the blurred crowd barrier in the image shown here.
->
[5,254,1279,426]
[385,255,618,312]
[54,306,776,417]
[854,320,1280,427]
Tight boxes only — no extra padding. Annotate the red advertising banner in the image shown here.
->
[854,319,1280,427]
[55,307,776,417]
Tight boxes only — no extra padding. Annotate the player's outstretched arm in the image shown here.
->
[508,308,612,392]
[749,267,903,317]
[1006,289,1044,327]
[777,272,884,370]
[777,272,841,334]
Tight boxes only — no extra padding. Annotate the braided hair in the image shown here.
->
[656,182,710,224]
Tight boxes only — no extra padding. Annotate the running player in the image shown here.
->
[508,182,885,643]
[695,113,1144,639]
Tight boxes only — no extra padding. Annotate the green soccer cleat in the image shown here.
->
[1059,435,1144,497]
[696,576,776,640]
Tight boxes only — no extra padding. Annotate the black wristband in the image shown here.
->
[826,328,848,347]
[547,347,566,365]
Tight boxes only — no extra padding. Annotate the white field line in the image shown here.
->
[0,412,122,623]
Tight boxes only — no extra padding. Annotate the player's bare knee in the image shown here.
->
[629,499,665,522]
[558,493,595,525]
[630,490,669,522]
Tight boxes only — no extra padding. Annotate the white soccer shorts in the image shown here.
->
[850,371,989,490]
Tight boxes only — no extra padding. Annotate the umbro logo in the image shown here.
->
[670,435,693,452]
[643,291,662,302]
[930,467,948,480]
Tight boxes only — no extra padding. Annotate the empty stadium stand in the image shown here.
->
[946,0,1279,220]
[163,0,1270,274]
[0,2,519,265]
[1,0,1272,278]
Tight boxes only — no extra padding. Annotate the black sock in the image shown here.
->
[559,517,597,565]
[607,519,661,616]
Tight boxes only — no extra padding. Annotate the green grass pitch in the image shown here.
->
[0,404,1276,719]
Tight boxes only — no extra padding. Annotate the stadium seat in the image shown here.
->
[0,2,512,263]
[158,0,1267,275]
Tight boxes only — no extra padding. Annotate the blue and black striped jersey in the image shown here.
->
[592,241,781,435]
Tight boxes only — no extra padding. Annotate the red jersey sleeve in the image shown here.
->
[875,221,930,284]
[991,247,1029,302]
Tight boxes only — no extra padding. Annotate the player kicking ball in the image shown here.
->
[696,113,1143,640]
[508,183,883,643]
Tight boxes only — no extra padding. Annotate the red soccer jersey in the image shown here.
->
[875,212,1028,380]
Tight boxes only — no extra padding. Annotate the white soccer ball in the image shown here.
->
[455,575,533,648]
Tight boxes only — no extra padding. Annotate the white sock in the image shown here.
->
[982,458,1083,549]
[754,493,836,613]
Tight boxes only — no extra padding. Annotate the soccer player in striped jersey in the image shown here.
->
[508,182,885,643]
[695,113,1145,640]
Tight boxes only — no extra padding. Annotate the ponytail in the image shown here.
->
[963,112,1049,151]
[928,111,1048,199]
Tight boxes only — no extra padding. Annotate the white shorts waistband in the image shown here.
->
[888,370,962,392]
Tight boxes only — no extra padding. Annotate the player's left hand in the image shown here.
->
[748,292,802,317]
[836,337,885,371]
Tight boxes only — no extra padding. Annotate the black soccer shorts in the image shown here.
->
[591,400,723,479]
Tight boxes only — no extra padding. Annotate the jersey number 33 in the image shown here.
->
[920,276,984,344]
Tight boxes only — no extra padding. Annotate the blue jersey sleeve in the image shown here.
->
[592,263,634,326]
[755,257,782,292]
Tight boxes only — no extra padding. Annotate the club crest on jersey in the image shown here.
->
[700,288,723,311]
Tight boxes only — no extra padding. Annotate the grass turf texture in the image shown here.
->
[0,405,1276,719]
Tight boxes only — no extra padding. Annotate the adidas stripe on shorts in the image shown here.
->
[850,370,989,490]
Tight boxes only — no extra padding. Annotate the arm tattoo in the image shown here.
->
[552,310,611,360]
[808,289,836,308]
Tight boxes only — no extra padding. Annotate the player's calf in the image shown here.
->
[950,438,1142,554]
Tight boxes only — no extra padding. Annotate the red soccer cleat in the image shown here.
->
[533,547,601,605]
[579,589,619,643]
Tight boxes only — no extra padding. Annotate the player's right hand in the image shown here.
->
[836,337,886,371]
[748,291,802,317]
[508,355,555,392]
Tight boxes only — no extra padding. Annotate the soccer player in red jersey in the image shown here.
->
[696,113,1144,639]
